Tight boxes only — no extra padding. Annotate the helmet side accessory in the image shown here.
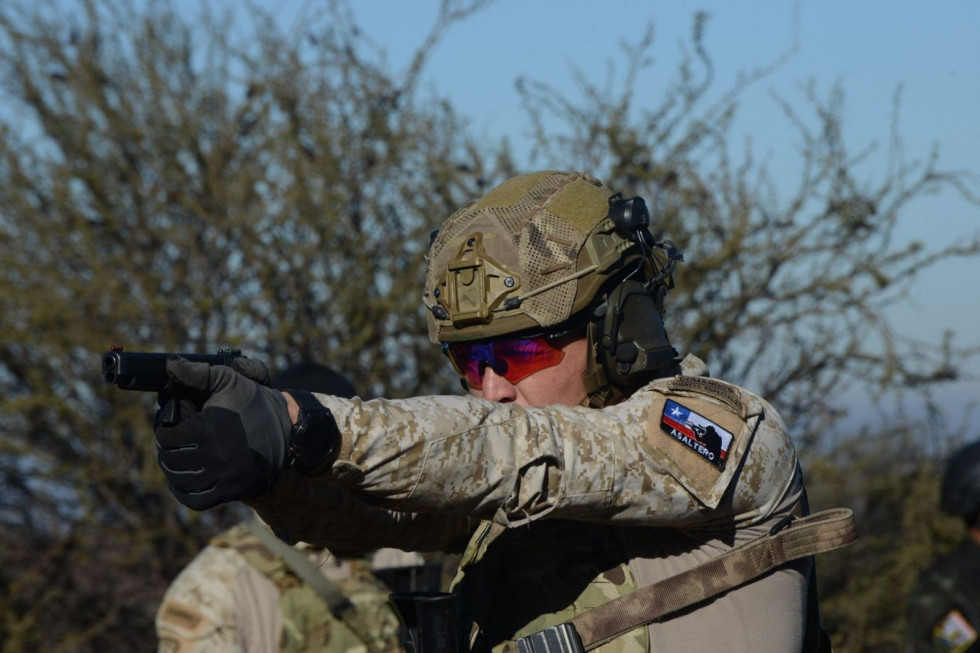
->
[581,193,683,406]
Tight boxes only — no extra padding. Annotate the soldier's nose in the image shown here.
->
[480,367,517,404]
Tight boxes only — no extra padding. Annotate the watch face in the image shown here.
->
[298,417,334,459]
[292,410,339,474]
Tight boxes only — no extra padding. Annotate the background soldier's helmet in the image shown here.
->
[423,170,682,406]
[940,439,980,525]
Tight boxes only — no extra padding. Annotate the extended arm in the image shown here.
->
[288,378,800,530]
[153,360,799,541]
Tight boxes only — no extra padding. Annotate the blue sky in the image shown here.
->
[151,0,978,427]
[349,1,979,171]
[344,1,980,423]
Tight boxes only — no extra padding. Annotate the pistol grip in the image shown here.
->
[159,397,180,426]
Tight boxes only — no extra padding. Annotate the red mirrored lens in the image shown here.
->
[447,336,565,390]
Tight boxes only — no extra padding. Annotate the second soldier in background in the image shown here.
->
[156,363,440,652]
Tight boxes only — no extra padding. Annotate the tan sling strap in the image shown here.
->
[244,518,353,615]
[569,507,857,651]
[243,519,391,653]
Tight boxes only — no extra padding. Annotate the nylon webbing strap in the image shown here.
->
[244,520,393,653]
[245,519,399,653]
[243,519,352,615]
[569,508,856,651]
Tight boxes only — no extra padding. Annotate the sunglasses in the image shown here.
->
[443,334,567,390]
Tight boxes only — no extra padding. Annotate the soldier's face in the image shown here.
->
[467,336,589,407]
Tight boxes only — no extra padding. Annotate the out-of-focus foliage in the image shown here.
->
[0,0,496,649]
[806,427,970,652]
[0,2,978,651]
[516,13,980,444]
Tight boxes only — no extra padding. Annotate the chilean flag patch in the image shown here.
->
[660,399,734,469]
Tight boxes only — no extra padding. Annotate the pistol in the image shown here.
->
[102,346,245,423]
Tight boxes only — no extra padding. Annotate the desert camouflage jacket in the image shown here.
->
[155,524,401,653]
[250,355,811,652]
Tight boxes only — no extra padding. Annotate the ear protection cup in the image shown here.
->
[596,279,677,390]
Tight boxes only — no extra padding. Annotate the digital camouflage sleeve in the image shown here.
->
[247,358,812,651]
[251,358,799,544]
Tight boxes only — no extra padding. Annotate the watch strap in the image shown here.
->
[286,389,327,415]
[283,390,339,475]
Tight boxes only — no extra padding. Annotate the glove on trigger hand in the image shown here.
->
[229,357,272,386]
[154,357,271,425]
[154,357,292,511]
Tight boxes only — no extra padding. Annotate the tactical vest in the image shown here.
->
[448,373,855,652]
[453,519,648,653]
[212,523,402,653]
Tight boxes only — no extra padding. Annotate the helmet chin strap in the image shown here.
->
[581,320,621,408]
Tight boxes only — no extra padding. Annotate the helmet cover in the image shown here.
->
[424,171,654,343]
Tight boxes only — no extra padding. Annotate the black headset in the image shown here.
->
[593,193,683,390]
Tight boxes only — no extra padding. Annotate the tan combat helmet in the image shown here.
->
[424,170,682,407]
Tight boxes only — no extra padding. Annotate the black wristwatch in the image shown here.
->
[284,390,341,476]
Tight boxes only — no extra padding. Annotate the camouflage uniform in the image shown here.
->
[907,538,980,652]
[250,354,813,652]
[150,171,828,651]
[155,522,403,652]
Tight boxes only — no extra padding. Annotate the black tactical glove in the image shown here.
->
[154,357,292,510]
[227,357,274,386]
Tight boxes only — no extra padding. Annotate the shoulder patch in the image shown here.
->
[667,376,746,418]
[933,609,978,653]
[644,388,756,508]
[660,399,734,470]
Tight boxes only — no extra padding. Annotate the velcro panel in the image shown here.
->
[545,177,611,235]
[644,377,757,508]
